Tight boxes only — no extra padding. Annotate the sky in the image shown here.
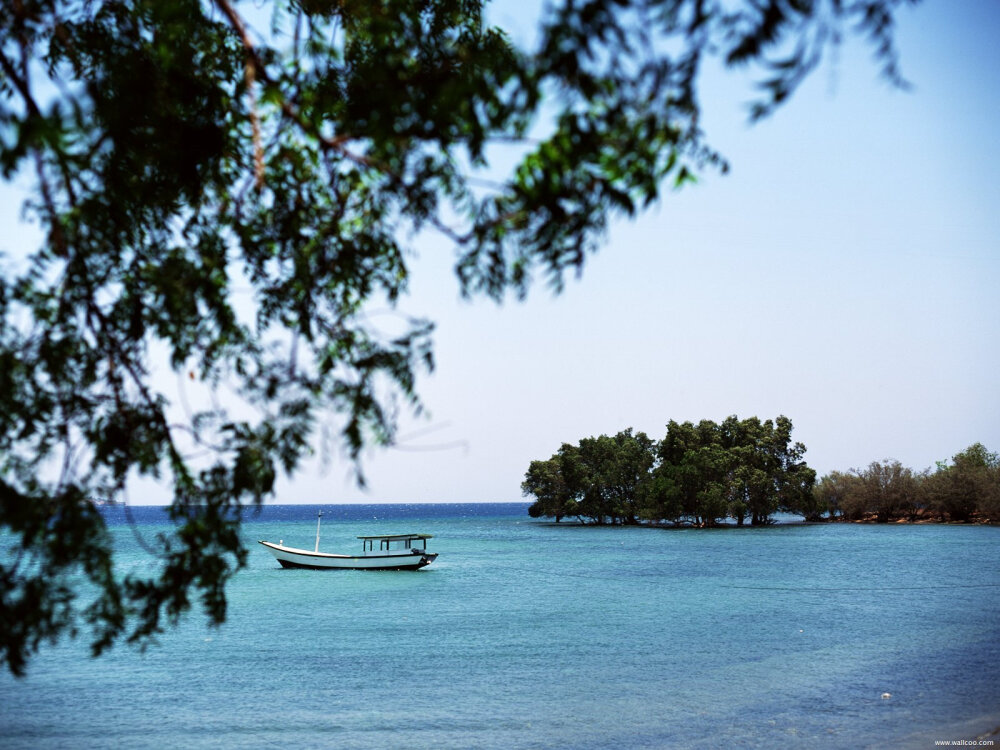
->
[2,0,998,504]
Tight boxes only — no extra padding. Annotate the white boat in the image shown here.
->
[258,511,437,571]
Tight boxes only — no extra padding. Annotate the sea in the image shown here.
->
[1,502,998,749]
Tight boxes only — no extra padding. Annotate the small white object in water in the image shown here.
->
[881,692,891,700]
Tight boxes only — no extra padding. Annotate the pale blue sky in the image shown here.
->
[2,0,997,504]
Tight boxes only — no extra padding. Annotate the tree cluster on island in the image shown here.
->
[809,444,1000,524]
[523,419,1000,527]
[523,416,815,526]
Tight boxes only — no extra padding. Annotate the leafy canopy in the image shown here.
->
[524,417,815,526]
[814,445,1000,523]
[0,0,915,675]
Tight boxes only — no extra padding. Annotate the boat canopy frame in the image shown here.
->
[357,533,433,552]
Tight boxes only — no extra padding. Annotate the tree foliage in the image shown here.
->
[570,429,656,525]
[923,444,1000,522]
[811,470,854,519]
[1,0,917,675]
[812,444,1000,523]
[839,459,920,522]
[523,416,815,527]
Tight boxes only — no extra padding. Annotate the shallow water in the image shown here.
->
[2,503,998,748]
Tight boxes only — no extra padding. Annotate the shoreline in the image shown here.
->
[530,516,999,529]
[808,512,996,527]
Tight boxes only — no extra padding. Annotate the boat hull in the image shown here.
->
[258,541,437,571]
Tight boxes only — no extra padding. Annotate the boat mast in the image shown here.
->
[314,510,323,552]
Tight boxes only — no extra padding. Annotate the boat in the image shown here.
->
[258,511,438,571]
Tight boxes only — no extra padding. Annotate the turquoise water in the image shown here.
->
[2,503,998,749]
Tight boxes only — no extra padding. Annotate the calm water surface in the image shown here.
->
[2,503,998,749]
